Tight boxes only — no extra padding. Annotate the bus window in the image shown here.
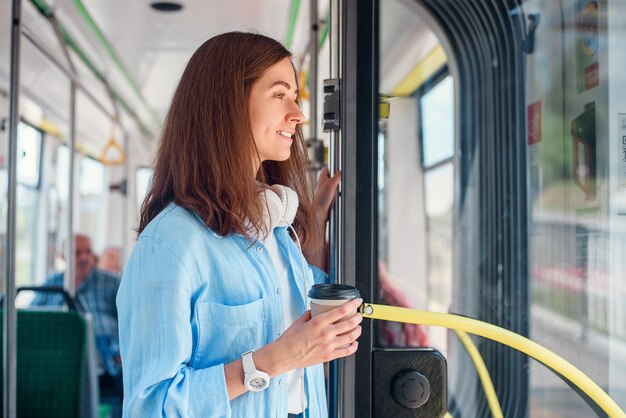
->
[420,74,455,321]
[378,0,454,353]
[16,122,42,286]
[78,156,106,245]
[135,167,153,209]
[17,122,42,187]
[50,144,71,275]
[525,0,626,414]
[421,75,454,168]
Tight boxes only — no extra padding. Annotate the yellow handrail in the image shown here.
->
[359,303,626,418]
[454,330,503,418]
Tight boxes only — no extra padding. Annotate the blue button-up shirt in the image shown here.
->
[117,203,329,418]
[31,269,122,377]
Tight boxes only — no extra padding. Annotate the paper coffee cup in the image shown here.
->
[310,298,349,317]
[308,284,361,319]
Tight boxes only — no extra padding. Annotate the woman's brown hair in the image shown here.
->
[138,32,320,248]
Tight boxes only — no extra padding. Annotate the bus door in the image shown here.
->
[330,0,626,417]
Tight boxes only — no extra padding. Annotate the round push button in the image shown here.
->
[391,370,430,409]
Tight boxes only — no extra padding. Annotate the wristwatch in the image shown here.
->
[242,350,270,392]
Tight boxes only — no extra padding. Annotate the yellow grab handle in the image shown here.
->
[454,330,503,418]
[360,303,626,418]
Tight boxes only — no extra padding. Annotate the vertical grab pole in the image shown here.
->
[122,133,129,265]
[328,0,343,416]
[309,0,319,142]
[49,5,77,295]
[4,0,22,416]
[65,82,77,297]
[328,0,342,283]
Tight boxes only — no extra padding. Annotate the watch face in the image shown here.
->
[250,377,268,390]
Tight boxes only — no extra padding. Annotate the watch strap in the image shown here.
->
[242,350,256,374]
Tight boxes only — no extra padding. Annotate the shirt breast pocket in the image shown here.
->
[193,297,267,367]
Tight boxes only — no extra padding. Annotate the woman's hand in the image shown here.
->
[303,167,341,271]
[255,298,363,375]
[312,166,341,224]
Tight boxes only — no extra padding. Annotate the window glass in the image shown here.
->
[56,145,70,202]
[15,122,43,285]
[47,144,71,278]
[379,0,626,416]
[17,123,42,187]
[378,0,454,353]
[15,186,37,285]
[525,0,626,414]
[423,162,453,313]
[421,75,454,167]
[136,167,153,209]
[79,157,104,196]
[78,156,106,242]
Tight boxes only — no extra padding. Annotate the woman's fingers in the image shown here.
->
[313,300,362,353]
[331,312,363,336]
[333,341,359,359]
[335,325,362,349]
[314,167,342,217]
[276,302,362,368]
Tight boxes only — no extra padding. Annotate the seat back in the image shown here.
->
[0,310,87,418]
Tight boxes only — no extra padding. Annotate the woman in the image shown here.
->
[117,32,363,418]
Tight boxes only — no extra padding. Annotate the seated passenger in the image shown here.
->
[31,234,123,414]
[97,246,121,275]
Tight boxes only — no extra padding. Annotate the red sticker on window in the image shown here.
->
[527,101,542,145]
[585,62,599,90]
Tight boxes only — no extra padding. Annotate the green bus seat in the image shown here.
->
[0,309,87,418]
